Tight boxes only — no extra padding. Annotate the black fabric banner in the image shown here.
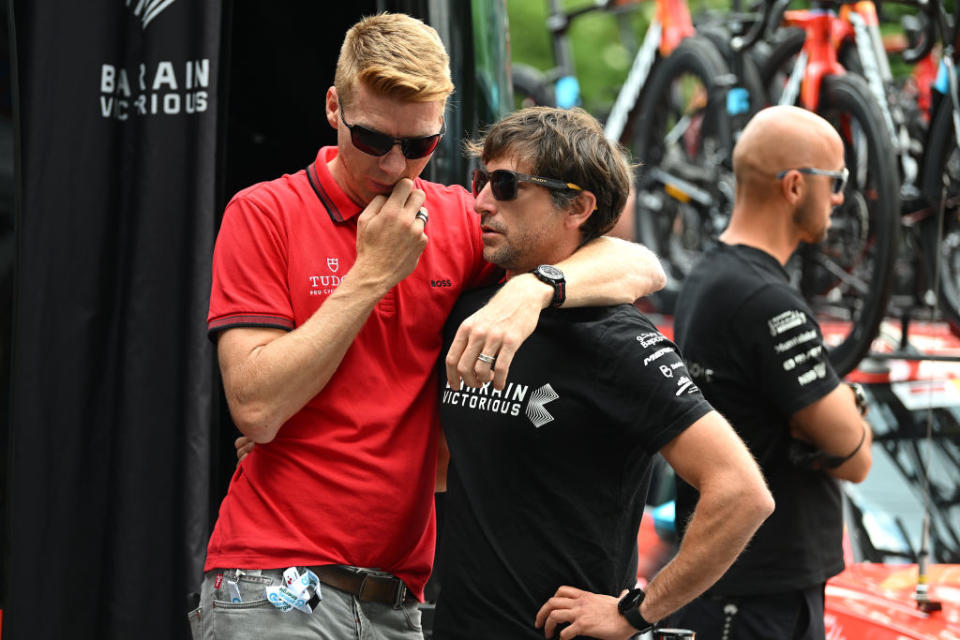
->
[8,1,221,637]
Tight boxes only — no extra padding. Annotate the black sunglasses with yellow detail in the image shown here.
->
[338,99,445,159]
[472,168,583,201]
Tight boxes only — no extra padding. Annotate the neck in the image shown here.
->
[327,151,370,208]
[721,204,798,265]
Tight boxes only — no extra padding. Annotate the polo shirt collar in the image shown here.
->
[311,146,364,223]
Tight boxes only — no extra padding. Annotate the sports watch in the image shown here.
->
[531,264,566,308]
[848,382,868,417]
[617,587,655,634]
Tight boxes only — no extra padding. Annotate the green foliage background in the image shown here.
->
[506,0,920,114]
[506,0,726,114]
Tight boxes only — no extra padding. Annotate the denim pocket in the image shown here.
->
[211,572,273,610]
[186,606,202,640]
[401,601,423,632]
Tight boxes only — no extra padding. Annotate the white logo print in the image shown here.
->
[659,365,674,378]
[675,376,697,396]
[767,309,805,336]
[126,0,178,29]
[526,384,559,428]
[327,257,339,273]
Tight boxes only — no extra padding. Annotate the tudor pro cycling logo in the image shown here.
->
[442,381,559,428]
[126,0,178,29]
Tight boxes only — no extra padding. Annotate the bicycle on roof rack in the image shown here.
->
[761,0,960,352]
[622,0,899,376]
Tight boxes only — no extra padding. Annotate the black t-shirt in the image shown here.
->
[434,285,713,640]
[673,243,843,595]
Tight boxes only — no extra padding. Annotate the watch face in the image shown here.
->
[617,588,644,613]
[537,265,564,281]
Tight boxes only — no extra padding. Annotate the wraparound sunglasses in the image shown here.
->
[776,166,849,195]
[339,100,445,159]
[472,168,583,201]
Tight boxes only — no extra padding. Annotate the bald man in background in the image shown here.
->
[667,106,873,640]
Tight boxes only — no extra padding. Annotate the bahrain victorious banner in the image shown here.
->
[8,0,220,638]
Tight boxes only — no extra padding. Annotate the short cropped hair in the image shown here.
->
[466,107,632,243]
[335,13,455,106]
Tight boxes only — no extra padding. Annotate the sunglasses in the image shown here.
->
[472,169,583,201]
[339,100,445,159]
[776,166,849,195]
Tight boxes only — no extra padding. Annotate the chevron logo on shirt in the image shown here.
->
[526,384,559,428]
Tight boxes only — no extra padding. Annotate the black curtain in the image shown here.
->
[7,1,221,637]
[4,1,506,637]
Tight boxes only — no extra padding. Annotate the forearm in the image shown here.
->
[222,269,388,442]
[556,236,665,306]
[640,482,772,622]
[825,419,873,482]
[791,384,874,483]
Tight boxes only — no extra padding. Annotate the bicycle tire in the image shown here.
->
[799,73,900,375]
[919,98,960,330]
[758,27,805,104]
[511,63,555,110]
[626,35,732,312]
[697,23,768,117]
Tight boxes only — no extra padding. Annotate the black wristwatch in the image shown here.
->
[618,588,655,634]
[531,264,566,308]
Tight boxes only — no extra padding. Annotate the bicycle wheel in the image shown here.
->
[759,28,860,105]
[919,97,960,330]
[511,63,555,110]
[626,35,733,312]
[796,73,900,376]
[697,22,768,118]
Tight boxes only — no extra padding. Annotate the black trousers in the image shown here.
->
[666,583,826,640]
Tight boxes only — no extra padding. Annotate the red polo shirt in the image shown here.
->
[205,146,497,598]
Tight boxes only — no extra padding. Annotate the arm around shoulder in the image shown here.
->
[556,236,665,306]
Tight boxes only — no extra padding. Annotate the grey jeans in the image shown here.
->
[189,568,423,640]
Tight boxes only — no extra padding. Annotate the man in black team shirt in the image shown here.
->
[433,107,773,640]
[667,106,874,640]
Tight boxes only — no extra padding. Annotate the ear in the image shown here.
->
[779,169,804,206]
[325,87,339,130]
[564,190,598,231]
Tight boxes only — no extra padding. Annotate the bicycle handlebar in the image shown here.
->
[768,0,940,62]
[547,0,608,36]
[730,0,792,52]
[901,10,936,64]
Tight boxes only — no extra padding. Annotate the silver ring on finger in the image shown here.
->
[477,353,496,365]
[415,207,429,225]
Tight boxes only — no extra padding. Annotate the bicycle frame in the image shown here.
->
[603,0,694,141]
[779,1,938,189]
[843,3,919,185]
[541,0,695,122]
[778,8,846,110]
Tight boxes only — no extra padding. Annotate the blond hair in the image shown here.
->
[335,13,455,106]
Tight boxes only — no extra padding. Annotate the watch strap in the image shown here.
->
[622,604,655,633]
[531,265,566,308]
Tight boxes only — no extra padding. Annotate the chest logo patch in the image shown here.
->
[441,380,560,428]
[526,383,559,428]
[309,257,344,297]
